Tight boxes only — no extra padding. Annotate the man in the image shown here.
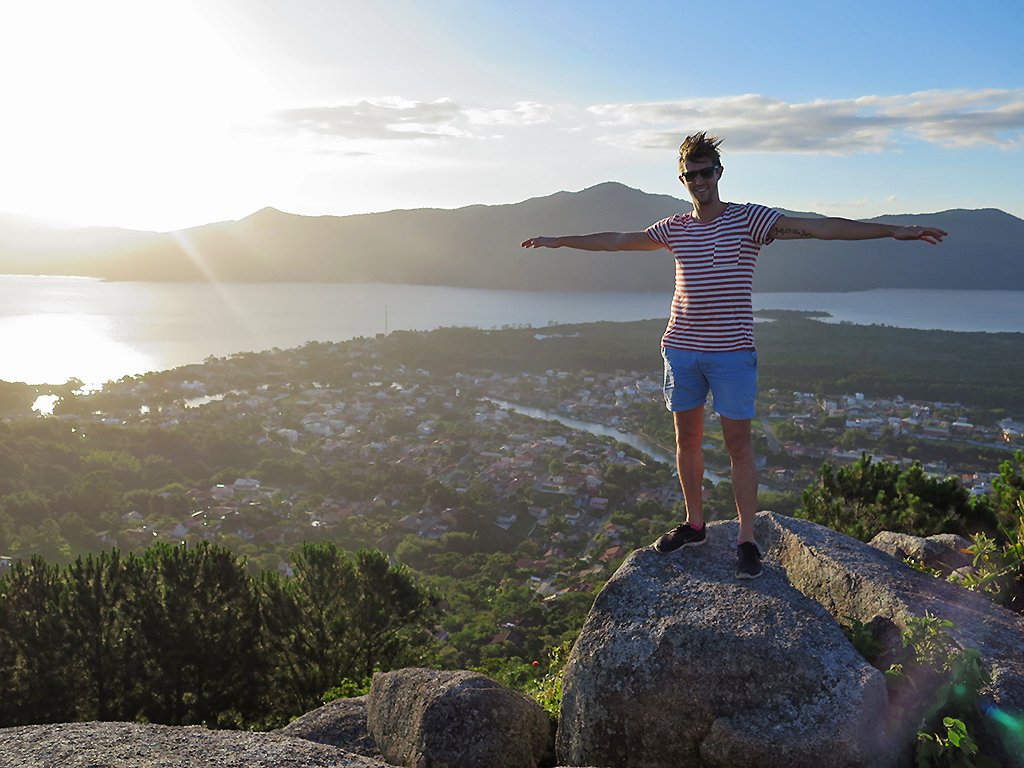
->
[521,131,947,579]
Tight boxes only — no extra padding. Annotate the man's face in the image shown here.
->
[679,158,722,205]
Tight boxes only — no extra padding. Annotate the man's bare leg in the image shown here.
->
[720,415,757,544]
[673,406,706,528]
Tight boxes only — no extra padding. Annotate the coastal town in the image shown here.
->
[4,330,1020,602]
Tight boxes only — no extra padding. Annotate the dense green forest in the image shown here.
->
[0,542,433,728]
[2,450,1022,730]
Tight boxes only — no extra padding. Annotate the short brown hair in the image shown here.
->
[678,131,723,172]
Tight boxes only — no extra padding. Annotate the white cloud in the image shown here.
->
[277,98,470,141]
[588,89,1024,153]
[464,101,555,126]
[271,89,1024,157]
[276,97,562,146]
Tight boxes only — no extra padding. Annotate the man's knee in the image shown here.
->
[675,429,702,452]
[725,439,754,463]
[673,409,704,450]
[721,419,753,461]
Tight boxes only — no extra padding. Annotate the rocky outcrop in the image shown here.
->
[368,668,554,768]
[557,511,1024,768]
[869,530,974,574]
[0,670,559,768]
[278,695,382,759]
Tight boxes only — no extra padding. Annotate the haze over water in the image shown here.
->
[1,276,1021,387]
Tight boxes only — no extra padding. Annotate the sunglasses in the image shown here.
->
[680,165,721,183]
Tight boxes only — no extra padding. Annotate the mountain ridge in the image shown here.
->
[1,184,1021,291]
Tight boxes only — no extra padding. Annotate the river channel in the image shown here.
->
[488,398,727,485]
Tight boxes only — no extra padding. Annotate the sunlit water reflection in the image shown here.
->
[0,312,155,385]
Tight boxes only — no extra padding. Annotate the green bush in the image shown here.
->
[798,454,993,542]
[881,612,999,768]
[948,494,1024,610]
[322,677,372,704]
[526,640,573,718]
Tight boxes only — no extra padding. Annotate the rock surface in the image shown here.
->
[771,514,1024,719]
[368,667,554,768]
[0,721,387,768]
[279,695,382,759]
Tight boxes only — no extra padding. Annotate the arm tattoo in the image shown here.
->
[774,226,814,239]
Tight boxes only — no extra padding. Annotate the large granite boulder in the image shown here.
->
[367,668,553,768]
[557,518,891,768]
[557,512,1024,768]
[278,695,382,759]
[0,721,387,768]
[869,530,973,574]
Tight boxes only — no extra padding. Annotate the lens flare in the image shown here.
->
[984,704,1024,734]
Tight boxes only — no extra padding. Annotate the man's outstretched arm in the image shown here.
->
[521,231,664,251]
[770,216,948,245]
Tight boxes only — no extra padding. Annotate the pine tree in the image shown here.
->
[260,541,358,717]
[62,549,144,720]
[131,541,264,726]
[0,556,77,724]
[260,543,435,719]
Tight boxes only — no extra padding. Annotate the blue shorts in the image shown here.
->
[662,347,758,420]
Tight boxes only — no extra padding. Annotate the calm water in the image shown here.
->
[1,276,1021,386]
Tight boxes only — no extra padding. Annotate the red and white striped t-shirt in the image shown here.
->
[645,202,782,352]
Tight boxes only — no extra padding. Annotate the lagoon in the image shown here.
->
[1,276,1021,386]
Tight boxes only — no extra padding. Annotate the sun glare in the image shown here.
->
[0,313,155,386]
[0,1,276,230]
[169,230,261,338]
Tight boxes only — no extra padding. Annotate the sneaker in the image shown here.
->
[653,522,706,553]
[736,541,763,580]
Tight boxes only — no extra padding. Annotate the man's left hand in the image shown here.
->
[892,225,948,244]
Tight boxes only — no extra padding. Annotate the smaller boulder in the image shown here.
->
[278,695,382,759]
[368,668,553,768]
[869,531,973,575]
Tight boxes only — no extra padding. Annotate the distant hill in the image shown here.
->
[1,183,1021,291]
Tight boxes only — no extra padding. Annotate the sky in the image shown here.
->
[1,0,1022,232]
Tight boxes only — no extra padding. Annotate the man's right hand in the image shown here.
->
[521,236,559,248]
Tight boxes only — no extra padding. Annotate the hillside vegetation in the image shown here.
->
[1,316,1023,730]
